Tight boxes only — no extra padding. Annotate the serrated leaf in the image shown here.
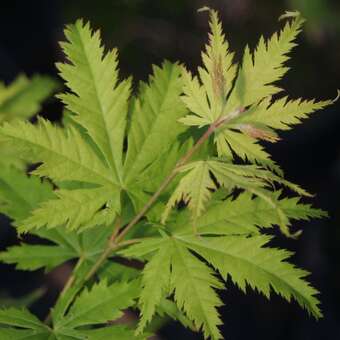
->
[136,241,172,333]
[78,325,148,340]
[162,161,216,225]
[225,15,305,112]
[156,298,196,332]
[214,128,278,171]
[56,280,139,329]
[121,238,224,339]
[124,61,187,184]
[0,118,116,187]
[57,19,131,184]
[239,96,333,131]
[170,239,223,340]
[19,186,118,232]
[180,10,236,124]
[179,235,322,319]
[0,74,58,123]
[0,328,50,340]
[0,166,54,224]
[0,308,42,329]
[0,244,76,271]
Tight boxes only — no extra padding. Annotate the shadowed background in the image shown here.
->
[0,0,339,339]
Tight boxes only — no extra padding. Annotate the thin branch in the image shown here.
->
[44,256,85,324]
[50,108,244,318]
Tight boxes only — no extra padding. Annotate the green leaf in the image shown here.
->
[170,239,224,340]
[136,241,172,333]
[0,74,58,123]
[0,244,76,271]
[179,234,322,319]
[18,186,118,232]
[239,96,333,131]
[189,191,325,235]
[124,61,187,184]
[225,15,305,112]
[57,19,131,184]
[180,10,236,124]
[0,328,49,340]
[0,308,50,339]
[162,161,216,225]
[78,325,148,340]
[155,298,196,332]
[0,166,54,224]
[0,117,123,232]
[0,308,45,329]
[0,118,115,187]
[121,238,224,339]
[56,279,139,328]
[214,129,275,168]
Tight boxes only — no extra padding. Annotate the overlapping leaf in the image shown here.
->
[179,10,332,172]
[121,237,224,339]
[163,159,314,236]
[0,308,50,339]
[57,19,131,184]
[122,226,323,339]
[170,191,326,236]
[0,74,58,168]
[0,74,58,123]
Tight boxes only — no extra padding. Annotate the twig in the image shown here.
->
[47,108,244,324]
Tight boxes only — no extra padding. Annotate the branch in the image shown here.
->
[49,108,244,316]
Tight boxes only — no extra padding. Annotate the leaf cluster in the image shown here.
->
[0,8,334,340]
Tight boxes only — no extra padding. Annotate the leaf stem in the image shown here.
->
[44,256,85,324]
[115,108,244,244]
[65,108,244,294]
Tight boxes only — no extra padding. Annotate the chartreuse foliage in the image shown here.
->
[0,74,58,168]
[0,8,334,340]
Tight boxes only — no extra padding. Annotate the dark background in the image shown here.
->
[0,0,340,339]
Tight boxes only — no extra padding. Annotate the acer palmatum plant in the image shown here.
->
[0,8,336,340]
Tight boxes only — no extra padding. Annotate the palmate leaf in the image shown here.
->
[179,10,332,172]
[0,166,118,273]
[52,280,140,339]
[0,20,133,232]
[54,280,139,328]
[121,237,224,339]
[2,119,119,231]
[0,9,331,340]
[121,228,322,338]
[0,283,142,340]
[0,17,191,241]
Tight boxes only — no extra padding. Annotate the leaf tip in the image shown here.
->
[278,10,301,21]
